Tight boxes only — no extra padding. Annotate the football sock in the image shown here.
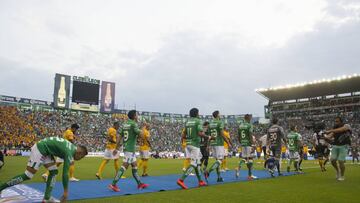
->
[113,166,126,185]
[44,169,58,200]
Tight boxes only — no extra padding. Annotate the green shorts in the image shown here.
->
[330,145,348,161]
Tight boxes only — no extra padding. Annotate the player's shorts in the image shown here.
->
[240,146,253,158]
[211,146,224,160]
[270,146,282,159]
[224,148,229,157]
[139,150,150,159]
[56,156,74,163]
[104,149,120,160]
[186,145,202,165]
[316,145,330,158]
[331,145,348,161]
[184,146,191,159]
[123,151,137,164]
[288,151,300,160]
[200,146,209,158]
[27,145,55,170]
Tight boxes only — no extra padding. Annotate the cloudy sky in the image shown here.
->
[0,0,360,116]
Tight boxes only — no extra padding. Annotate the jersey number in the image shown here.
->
[123,131,129,141]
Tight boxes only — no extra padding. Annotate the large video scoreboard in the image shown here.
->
[53,74,115,112]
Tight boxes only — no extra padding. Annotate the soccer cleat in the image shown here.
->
[121,175,126,179]
[95,173,102,180]
[198,180,207,187]
[69,177,80,182]
[108,184,121,192]
[42,197,60,203]
[235,168,240,179]
[138,183,149,189]
[177,179,188,189]
[251,175,258,179]
[336,171,341,180]
[220,169,225,173]
[217,177,224,182]
[42,174,48,182]
[189,172,195,176]
[337,176,345,181]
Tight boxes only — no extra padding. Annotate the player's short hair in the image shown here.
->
[71,123,80,129]
[245,114,251,120]
[290,124,296,131]
[78,145,88,156]
[203,121,209,126]
[189,108,199,118]
[128,110,137,120]
[212,110,219,118]
[271,117,278,124]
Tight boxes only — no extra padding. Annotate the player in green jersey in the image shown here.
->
[0,137,88,203]
[109,110,149,192]
[204,111,231,183]
[287,125,303,173]
[177,108,207,189]
[235,114,256,180]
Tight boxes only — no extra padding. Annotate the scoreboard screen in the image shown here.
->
[72,81,99,105]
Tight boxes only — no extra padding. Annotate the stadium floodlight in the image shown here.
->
[255,73,360,92]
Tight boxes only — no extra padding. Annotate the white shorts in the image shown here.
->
[289,151,300,160]
[104,149,120,160]
[184,147,191,159]
[241,146,253,158]
[56,156,74,163]
[224,148,229,157]
[211,146,224,160]
[186,145,202,165]
[123,152,137,164]
[27,145,55,170]
[140,150,150,159]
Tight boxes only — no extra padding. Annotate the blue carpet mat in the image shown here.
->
[0,170,299,202]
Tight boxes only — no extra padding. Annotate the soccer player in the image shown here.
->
[0,137,88,202]
[200,121,210,171]
[204,111,231,183]
[181,128,194,176]
[138,122,152,177]
[311,122,330,171]
[0,149,3,170]
[177,108,207,189]
[42,124,80,182]
[325,117,352,181]
[221,127,231,172]
[287,125,303,173]
[235,114,256,180]
[96,122,121,179]
[108,110,149,192]
[267,117,286,176]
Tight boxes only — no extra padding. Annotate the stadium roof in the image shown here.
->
[256,74,360,102]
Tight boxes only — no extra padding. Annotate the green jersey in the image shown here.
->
[238,122,253,146]
[287,131,302,151]
[185,118,203,148]
[37,137,77,189]
[120,119,141,153]
[209,119,224,146]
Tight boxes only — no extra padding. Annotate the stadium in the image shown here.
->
[0,72,359,203]
[1,1,360,203]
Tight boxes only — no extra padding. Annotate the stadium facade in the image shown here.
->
[256,74,360,121]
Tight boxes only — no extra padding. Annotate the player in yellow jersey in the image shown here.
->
[221,128,231,171]
[96,122,121,179]
[42,124,80,182]
[181,128,193,175]
[138,123,152,177]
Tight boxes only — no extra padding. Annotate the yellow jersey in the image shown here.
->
[63,129,74,142]
[256,146,262,153]
[106,127,117,150]
[223,130,230,149]
[303,146,309,153]
[139,127,151,151]
[181,128,186,149]
[281,145,287,153]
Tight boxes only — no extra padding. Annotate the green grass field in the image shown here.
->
[1,157,359,203]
